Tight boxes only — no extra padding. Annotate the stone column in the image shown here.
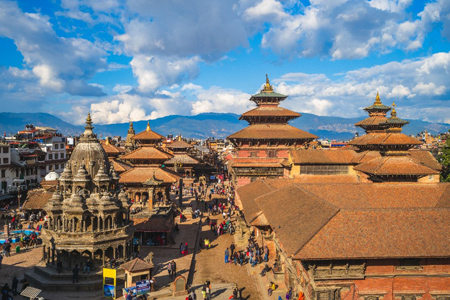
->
[91,217,94,231]
[148,187,154,210]
[102,249,105,267]
[123,242,126,259]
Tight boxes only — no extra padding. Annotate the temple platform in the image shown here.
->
[25,264,125,292]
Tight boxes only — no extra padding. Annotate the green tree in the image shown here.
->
[439,133,450,182]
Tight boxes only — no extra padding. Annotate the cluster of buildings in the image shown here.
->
[0,125,69,198]
[228,76,449,299]
[2,75,449,299]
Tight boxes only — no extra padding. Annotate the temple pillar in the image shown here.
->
[123,242,126,259]
[113,247,117,260]
[102,249,105,266]
[148,187,154,210]
[98,217,101,231]
[91,217,94,231]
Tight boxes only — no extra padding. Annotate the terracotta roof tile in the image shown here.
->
[121,258,153,272]
[295,208,450,260]
[351,151,382,163]
[165,154,200,165]
[355,116,389,126]
[132,129,164,141]
[236,180,273,224]
[349,132,422,146]
[166,140,193,149]
[290,149,357,164]
[240,106,300,118]
[119,167,180,184]
[101,142,126,155]
[409,149,442,171]
[133,217,173,233]
[354,156,440,176]
[121,147,173,161]
[22,189,53,210]
[292,175,360,183]
[111,159,133,173]
[227,124,317,140]
[255,185,339,257]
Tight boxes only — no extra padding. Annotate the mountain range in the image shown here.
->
[1,112,449,141]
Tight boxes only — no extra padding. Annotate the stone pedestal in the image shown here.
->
[172,275,187,296]
[4,225,9,237]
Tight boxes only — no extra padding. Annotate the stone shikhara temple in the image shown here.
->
[41,114,134,269]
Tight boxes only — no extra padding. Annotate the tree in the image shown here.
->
[439,132,450,182]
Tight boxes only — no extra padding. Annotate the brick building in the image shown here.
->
[227,75,317,187]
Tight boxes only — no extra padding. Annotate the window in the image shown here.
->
[61,152,65,159]
[267,150,277,158]
[3,158,8,164]
[15,170,19,177]
[401,296,416,300]
[301,165,348,175]
[61,143,64,148]
[317,290,341,300]
[249,152,258,158]
[397,258,422,270]
[54,144,59,149]
[54,153,58,159]
[48,154,53,160]
[429,175,434,180]
[3,147,8,153]
[61,164,64,170]
[1,170,5,178]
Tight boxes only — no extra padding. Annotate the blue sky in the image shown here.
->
[0,0,449,125]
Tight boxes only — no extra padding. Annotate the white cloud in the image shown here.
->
[190,87,252,115]
[130,55,201,92]
[0,1,107,96]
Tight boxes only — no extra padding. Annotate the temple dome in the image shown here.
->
[68,114,111,181]
[45,171,60,181]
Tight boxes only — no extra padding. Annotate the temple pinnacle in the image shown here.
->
[146,121,151,132]
[374,92,381,105]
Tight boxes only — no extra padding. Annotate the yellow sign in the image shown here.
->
[103,268,116,298]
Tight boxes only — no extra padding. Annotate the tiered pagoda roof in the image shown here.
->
[228,75,317,144]
[349,99,440,180]
[132,121,164,145]
[355,93,392,133]
[121,146,173,163]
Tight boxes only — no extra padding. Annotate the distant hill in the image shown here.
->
[0,112,448,141]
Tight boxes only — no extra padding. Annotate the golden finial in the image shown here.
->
[374,92,381,105]
[129,121,134,130]
[105,138,110,145]
[391,102,397,118]
[146,121,151,132]
[262,74,274,93]
[178,135,182,141]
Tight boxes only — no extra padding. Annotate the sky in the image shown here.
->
[0,0,449,125]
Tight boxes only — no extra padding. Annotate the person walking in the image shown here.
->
[202,285,207,300]
[0,253,3,270]
[225,248,230,263]
[72,264,79,283]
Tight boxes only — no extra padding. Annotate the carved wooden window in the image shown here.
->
[267,150,277,157]
[249,152,258,158]
[317,290,340,300]
[401,296,416,300]
[397,258,422,270]
[364,296,380,300]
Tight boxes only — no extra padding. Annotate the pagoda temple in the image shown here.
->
[349,96,441,182]
[164,138,201,180]
[228,75,317,187]
[119,121,180,209]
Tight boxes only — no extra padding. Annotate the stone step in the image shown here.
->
[33,265,124,281]
[25,270,104,292]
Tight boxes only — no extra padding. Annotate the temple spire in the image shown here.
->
[391,102,397,118]
[128,121,135,134]
[83,113,94,137]
[374,92,382,105]
[146,121,151,132]
[262,74,274,93]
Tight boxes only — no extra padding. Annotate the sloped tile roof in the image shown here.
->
[295,208,450,260]
[354,116,389,126]
[354,156,439,176]
[240,106,300,118]
[290,149,357,164]
[349,132,422,146]
[165,154,200,165]
[111,159,133,173]
[101,142,126,155]
[166,140,193,149]
[228,124,317,140]
[409,149,442,171]
[22,189,53,210]
[119,167,180,184]
[121,258,153,272]
[132,129,164,141]
[121,147,173,161]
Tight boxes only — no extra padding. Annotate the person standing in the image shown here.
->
[168,261,173,278]
[0,253,3,270]
[172,260,177,278]
[230,242,235,257]
[72,264,79,283]
[11,276,18,296]
[224,248,230,263]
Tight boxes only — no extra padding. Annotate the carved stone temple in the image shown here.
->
[32,114,134,288]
